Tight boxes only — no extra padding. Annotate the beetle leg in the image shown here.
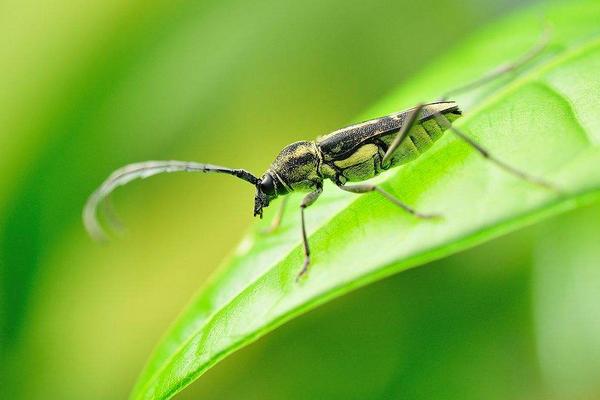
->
[432,111,560,193]
[338,183,440,219]
[297,186,323,281]
[382,103,425,167]
[262,196,289,234]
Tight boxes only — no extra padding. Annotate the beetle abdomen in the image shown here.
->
[319,108,461,184]
[379,112,461,169]
[317,101,459,161]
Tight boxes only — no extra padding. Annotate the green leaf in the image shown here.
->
[533,203,600,396]
[131,1,600,398]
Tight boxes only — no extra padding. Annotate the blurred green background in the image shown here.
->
[2,0,599,399]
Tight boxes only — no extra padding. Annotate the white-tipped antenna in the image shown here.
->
[83,160,259,241]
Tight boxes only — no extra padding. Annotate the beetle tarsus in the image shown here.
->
[432,111,562,193]
[296,187,322,282]
[296,256,310,282]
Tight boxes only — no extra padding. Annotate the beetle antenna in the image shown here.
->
[439,24,552,101]
[83,160,260,241]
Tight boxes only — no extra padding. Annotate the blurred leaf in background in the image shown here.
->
[2,0,599,399]
[533,204,600,398]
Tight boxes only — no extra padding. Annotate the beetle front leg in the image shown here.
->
[338,183,440,219]
[262,196,289,234]
[297,186,323,281]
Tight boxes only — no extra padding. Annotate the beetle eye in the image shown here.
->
[260,174,276,196]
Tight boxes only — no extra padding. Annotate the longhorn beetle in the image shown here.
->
[83,32,557,280]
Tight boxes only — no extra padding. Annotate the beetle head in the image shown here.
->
[254,172,288,218]
[253,188,269,218]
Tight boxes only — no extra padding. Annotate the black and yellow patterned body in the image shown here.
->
[85,41,553,280]
[317,101,460,184]
[264,101,461,195]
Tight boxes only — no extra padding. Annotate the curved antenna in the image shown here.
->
[83,160,259,241]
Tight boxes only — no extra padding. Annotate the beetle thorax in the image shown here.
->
[269,140,322,193]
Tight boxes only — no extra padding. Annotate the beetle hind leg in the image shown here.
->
[382,103,425,167]
[432,112,560,193]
